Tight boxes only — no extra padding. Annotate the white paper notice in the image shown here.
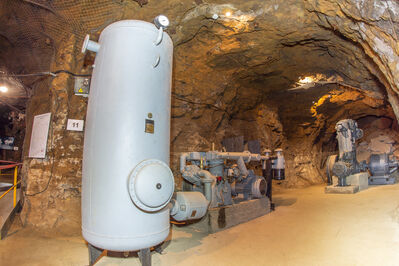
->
[28,113,51,158]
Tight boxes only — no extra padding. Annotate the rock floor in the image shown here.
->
[1,184,399,265]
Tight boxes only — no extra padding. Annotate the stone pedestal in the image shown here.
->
[181,197,271,234]
[325,185,359,194]
[348,172,369,191]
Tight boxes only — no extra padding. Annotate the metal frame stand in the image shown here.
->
[138,248,151,266]
[88,244,104,266]
[263,160,274,211]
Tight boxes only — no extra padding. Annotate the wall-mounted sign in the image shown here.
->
[67,119,84,131]
[29,113,51,158]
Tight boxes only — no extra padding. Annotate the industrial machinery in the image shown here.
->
[326,119,365,186]
[326,119,398,187]
[180,149,285,208]
[368,153,398,185]
[81,16,208,266]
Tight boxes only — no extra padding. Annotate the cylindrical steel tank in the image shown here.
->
[82,20,174,252]
[272,149,285,180]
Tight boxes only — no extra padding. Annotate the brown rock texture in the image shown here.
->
[20,35,87,232]
[0,0,398,229]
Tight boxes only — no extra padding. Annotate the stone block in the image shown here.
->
[182,197,271,234]
[331,172,369,192]
[347,172,369,191]
[325,185,359,194]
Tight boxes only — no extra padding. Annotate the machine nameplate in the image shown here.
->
[145,119,154,134]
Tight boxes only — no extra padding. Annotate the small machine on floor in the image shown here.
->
[326,119,398,193]
[178,148,284,231]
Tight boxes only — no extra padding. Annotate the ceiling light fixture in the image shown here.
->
[225,11,232,17]
[0,86,8,93]
[298,76,314,84]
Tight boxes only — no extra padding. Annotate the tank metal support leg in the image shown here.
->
[154,244,164,254]
[88,244,103,265]
[263,162,274,211]
[139,248,151,266]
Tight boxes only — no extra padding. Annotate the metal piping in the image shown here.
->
[82,35,100,53]
[197,170,215,202]
[216,151,261,161]
[237,156,249,177]
[180,153,189,173]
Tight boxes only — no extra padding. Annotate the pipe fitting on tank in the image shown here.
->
[81,35,100,53]
[154,15,169,46]
[128,159,175,212]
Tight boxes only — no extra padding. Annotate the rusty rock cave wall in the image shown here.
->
[20,35,87,231]
[7,0,399,230]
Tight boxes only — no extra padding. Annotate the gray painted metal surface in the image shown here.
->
[369,153,398,185]
[82,20,173,252]
[330,119,364,186]
[170,191,208,221]
[180,150,271,207]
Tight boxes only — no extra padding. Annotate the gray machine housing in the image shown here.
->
[368,153,398,185]
[180,150,284,208]
[330,119,366,186]
[326,119,398,186]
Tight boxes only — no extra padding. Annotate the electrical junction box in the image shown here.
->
[0,137,18,150]
[74,77,90,97]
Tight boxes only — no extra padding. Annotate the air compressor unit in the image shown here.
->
[326,119,398,191]
[180,149,285,208]
[81,16,209,266]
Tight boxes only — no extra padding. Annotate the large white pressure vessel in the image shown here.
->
[81,19,174,252]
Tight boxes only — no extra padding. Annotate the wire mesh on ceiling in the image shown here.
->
[0,0,143,113]
[0,0,141,74]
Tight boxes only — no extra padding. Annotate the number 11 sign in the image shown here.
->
[67,119,84,131]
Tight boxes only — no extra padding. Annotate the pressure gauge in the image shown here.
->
[154,15,170,29]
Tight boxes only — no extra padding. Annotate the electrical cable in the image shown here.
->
[52,70,92,77]
[172,93,230,115]
[1,70,91,78]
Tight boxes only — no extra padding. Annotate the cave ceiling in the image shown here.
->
[0,0,396,137]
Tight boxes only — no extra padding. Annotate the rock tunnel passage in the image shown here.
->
[1,0,399,265]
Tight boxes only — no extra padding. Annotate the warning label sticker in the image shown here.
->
[145,119,154,134]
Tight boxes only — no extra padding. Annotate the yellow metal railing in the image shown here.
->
[0,165,20,208]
